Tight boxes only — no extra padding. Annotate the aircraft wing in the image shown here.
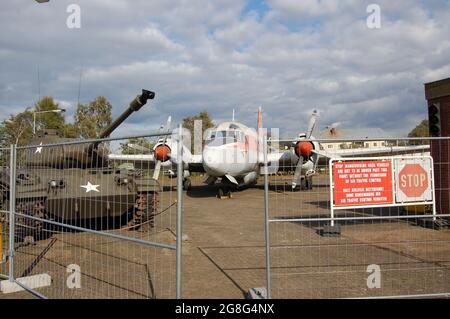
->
[187,154,205,172]
[108,152,206,172]
[267,151,295,164]
[314,144,430,159]
[266,144,430,172]
[108,154,155,161]
[107,153,156,169]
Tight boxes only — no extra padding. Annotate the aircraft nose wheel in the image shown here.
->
[217,186,232,199]
[300,176,314,190]
[293,176,314,191]
[183,178,192,191]
[306,176,313,190]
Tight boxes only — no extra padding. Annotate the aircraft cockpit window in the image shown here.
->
[227,131,236,138]
[232,131,244,143]
[238,131,245,142]
[205,130,243,146]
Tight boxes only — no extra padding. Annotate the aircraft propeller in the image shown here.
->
[152,116,172,179]
[322,122,342,137]
[292,110,318,189]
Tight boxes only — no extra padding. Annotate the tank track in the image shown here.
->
[15,198,46,242]
[127,192,158,231]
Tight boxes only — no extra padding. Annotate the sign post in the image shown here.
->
[0,222,2,263]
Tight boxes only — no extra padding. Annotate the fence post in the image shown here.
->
[263,135,271,299]
[176,125,183,299]
[329,159,335,227]
[8,144,16,282]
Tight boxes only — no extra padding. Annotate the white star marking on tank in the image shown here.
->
[35,142,43,154]
[80,181,100,193]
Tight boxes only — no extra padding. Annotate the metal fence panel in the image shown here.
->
[264,137,450,298]
[0,147,11,270]
[0,131,183,299]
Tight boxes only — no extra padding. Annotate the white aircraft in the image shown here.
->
[108,109,430,198]
[109,109,268,197]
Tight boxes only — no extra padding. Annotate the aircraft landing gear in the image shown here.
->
[183,178,192,191]
[293,176,314,191]
[217,186,233,199]
[302,176,313,190]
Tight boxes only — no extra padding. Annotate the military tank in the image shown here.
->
[0,89,160,240]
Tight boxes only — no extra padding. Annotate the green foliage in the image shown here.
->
[0,96,67,147]
[0,96,66,147]
[183,111,214,135]
[62,123,81,138]
[408,119,429,138]
[74,96,112,138]
[120,137,153,155]
[0,110,34,147]
[182,111,214,150]
[0,95,113,148]
[34,96,66,131]
[406,119,429,145]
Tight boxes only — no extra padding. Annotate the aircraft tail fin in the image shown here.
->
[257,106,264,163]
[257,106,263,131]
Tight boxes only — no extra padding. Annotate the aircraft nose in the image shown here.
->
[203,147,224,175]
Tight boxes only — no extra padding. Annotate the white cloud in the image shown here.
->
[0,0,449,139]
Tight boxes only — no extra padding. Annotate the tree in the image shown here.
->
[408,119,429,138]
[34,96,65,131]
[407,119,429,145]
[63,123,81,138]
[0,95,113,150]
[0,110,34,147]
[74,96,112,138]
[0,96,66,147]
[120,137,153,155]
[182,111,214,150]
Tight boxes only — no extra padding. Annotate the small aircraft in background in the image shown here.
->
[109,109,430,198]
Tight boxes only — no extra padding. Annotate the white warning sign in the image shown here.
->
[394,158,433,203]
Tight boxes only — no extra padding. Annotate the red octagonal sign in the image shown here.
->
[398,164,428,197]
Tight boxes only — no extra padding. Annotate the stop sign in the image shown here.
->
[398,164,428,197]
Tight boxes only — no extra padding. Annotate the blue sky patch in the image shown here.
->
[241,0,270,21]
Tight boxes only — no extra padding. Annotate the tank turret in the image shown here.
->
[25,89,155,168]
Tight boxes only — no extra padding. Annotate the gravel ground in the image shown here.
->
[1,175,449,299]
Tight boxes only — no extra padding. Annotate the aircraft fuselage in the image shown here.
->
[202,121,262,186]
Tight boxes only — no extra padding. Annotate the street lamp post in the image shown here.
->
[33,109,66,134]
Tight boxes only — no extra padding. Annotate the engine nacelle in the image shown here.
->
[154,144,171,162]
[243,171,258,185]
[294,141,314,158]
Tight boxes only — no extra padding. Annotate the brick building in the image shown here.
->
[424,77,450,215]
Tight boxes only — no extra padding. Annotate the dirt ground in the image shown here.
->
[1,175,450,299]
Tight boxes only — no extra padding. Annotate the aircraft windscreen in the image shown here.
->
[205,130,244,146]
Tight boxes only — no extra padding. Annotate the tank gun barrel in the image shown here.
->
[89,89,154,152]
[100,89,155,139]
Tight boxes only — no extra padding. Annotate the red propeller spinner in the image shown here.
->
[154,145,171,161]
[295,141,314,158]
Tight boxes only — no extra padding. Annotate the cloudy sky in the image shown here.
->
[0,0,449,139]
